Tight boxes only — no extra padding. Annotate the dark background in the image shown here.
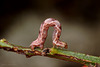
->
[0,0,100,67]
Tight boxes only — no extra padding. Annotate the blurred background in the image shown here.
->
[0,0,100,67]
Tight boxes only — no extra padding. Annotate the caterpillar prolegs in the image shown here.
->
[30,18,68,50]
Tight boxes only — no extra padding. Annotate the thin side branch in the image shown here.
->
[0,39,100,67]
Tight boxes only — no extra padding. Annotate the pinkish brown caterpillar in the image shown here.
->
[30,18,68,50]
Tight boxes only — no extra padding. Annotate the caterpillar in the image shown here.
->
[30,18,68,50]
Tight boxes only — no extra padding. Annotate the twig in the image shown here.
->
[0,39,100,67]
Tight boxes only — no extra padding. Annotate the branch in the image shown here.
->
[0,39,100,67]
